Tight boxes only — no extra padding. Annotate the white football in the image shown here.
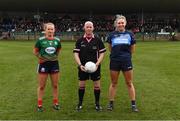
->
[85,61,96,73]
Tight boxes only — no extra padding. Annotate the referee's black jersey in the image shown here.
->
[73,35,106,65]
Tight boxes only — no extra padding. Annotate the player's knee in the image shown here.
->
[126,81,132,88]
[111,81,118,87]
[53,85,58,89]
[39,86,45,91]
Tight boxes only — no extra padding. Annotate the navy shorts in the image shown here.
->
[78,66,101,81]
[110,59,133,71]
[37,61,59,73]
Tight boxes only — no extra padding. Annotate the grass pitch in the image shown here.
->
[0,40,179,120]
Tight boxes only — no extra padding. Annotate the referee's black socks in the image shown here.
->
[78,87,85,106]
[94,88,100,105]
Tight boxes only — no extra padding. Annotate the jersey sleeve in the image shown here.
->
[130,32,136,45]
[106,33,112,44]
[73,39,81,53]
[55,37,61,49]
[56,41,61,55]
[57,40,61,49]
[34,39,41,51]
[98,38,106,53]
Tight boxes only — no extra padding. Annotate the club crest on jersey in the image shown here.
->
[45,47,56,54]
[49,42,53,45]
[114,34,119,37]
[54,41,58,45]
[92,46,97,50]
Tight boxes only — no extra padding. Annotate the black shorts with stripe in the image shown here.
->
[37,61,59,73]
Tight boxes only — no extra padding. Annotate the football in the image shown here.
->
[84,61,96,73]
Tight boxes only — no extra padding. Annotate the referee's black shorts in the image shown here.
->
[110,59,133,72]
[37,61,59,74]
[78,66,101,81]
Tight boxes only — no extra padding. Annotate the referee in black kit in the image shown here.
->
[73,21,106,111]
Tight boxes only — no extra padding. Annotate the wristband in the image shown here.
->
[78,64,82,68]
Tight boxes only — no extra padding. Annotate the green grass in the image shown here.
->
[0,40,180,120]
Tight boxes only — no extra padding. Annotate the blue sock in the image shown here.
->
[131,100,136,107]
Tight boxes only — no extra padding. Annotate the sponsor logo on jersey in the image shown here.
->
[45,47,56,54]
[81,44,86,47]
[128,66,132,69]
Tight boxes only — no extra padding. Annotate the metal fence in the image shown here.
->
[1,31,178,41]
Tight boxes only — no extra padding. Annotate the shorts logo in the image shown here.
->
[97,76,100,79]
[128,66,132,69]
[41,67,45,72]
[53,69,59,72]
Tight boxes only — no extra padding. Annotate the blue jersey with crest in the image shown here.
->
[107,31,136,61]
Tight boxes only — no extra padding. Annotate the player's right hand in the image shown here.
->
[80,65,86,72]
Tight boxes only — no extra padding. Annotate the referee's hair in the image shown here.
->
[83,21,94,30]
[84,21,94,27]
[114,14,127,28]
[44,22,55,30]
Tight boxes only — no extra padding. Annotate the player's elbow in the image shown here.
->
[33,51,38,56]
[131,49,135,53]
[33,48,39,56]
[131,46,135,53]
[100,53,105,58]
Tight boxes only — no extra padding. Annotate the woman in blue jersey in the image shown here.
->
[107,15,138,112]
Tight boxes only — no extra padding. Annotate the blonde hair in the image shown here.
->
[43,22,55,30]
[114,14,127,28]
